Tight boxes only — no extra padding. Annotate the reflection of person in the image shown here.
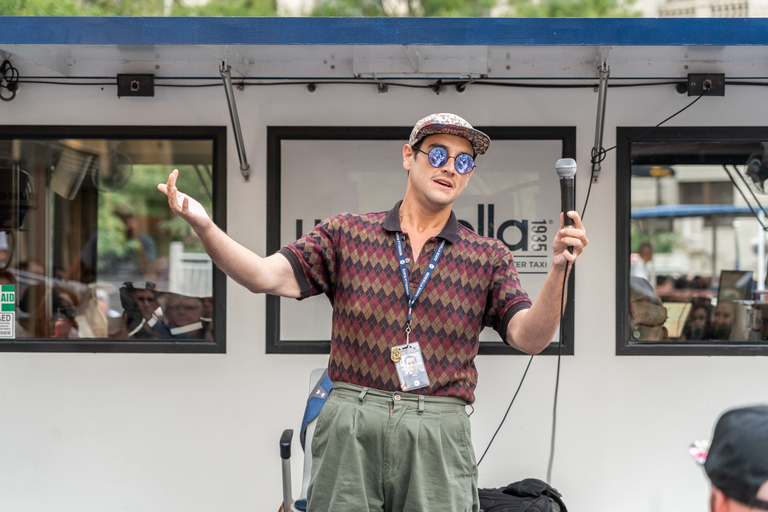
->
[159,113,589,512]
[163,293,203,339]
[680,301,712,341]
[630,242,653,281]
[118,281,169,339]
[629,276,668,341]
[52,285,79,338]
[78,203,158,289]
[691,405,768,512]
[705,301,734,341]
[0,231,9,268]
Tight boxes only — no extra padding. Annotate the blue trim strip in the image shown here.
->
[632,204,753,218]
[2,17,768,47]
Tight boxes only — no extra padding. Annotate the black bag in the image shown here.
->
[478,478,567,512]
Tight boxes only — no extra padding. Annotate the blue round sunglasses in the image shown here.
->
[416,146,475,174]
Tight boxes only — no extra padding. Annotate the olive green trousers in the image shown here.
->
[307,382,479,512]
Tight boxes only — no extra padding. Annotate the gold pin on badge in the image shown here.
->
[391,347,402,363]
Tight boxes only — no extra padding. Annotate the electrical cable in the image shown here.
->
[16,77,768,92]
[478,88,706,479]
[546,261,570,483]
[0,60,20,101]
[722,165,768,230]
[731,164,768,220]
[591,92,707,170]
[476,354,534,467]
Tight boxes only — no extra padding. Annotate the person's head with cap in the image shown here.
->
[408,113,490,158]
[693,405,768,511]
[403,113,491,211]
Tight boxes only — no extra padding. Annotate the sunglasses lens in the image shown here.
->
[455,154,474,174]
[428,147,448,168]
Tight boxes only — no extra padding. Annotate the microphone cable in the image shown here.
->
[546,259,571,483]
[479,90,707,474]
[545,90,708,481]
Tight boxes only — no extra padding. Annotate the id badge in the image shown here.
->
[393,342,430,391]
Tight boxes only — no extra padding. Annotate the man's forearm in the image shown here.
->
[507,263,571,354]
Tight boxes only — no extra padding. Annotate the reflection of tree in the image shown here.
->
[99,164,212,259]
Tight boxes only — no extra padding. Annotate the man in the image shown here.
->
[706,300,735,341]
[78,203,158,287]
[118,281,170,339]
[629,276,668,341]
[692,405,768,511]
[630,242,653,281]
[163,293,204,339]
[158,113,588,512]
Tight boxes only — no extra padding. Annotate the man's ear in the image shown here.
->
[403,144,414,172]
[710,486,729,512]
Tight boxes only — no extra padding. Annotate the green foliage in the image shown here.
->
[310,0,387,16]
[0,0,89,15]
[631,224,678,254]
[310,0,494,16]
[419,0,495,16]
[1,0,634,17]
[171,0,276,17]
[0,0,276,16]
[509,0,640,17]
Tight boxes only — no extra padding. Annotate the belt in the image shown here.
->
[332,381,470,414]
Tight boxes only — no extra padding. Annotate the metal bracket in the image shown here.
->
[219,62,250,182]
[591,62,610,184]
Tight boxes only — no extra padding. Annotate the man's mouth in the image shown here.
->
[434,178,453,189]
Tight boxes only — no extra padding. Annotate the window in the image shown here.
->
[0,126,226,353]
[266,125,576,355]
[617,126,768,355]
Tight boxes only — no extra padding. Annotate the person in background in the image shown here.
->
[162,293,203,339]
[0,231,9,268]
[77,203,158,289]
[705,300,735,341]
[691,405,768,512]
[680,300,712,341]
[630,242,654,281]
[117,281,170,339]
[629,276,668,341]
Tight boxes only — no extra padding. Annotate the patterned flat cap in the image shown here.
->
[409,113,491,156]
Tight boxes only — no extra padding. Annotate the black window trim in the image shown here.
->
[266,125,576,356]
[616,125,768,356]
[0,125,227,354]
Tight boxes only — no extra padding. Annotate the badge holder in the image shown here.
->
[392,341,430,391]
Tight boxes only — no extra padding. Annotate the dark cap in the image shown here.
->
[704,405,768,508]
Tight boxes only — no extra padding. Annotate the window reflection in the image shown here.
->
[1,137,215,342]
[628,138,768,345]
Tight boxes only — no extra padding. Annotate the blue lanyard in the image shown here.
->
[395,232,446,324]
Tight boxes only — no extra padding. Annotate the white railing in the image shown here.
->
[168,241,213,297]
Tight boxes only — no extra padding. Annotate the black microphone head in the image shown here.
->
[556,158,577,178]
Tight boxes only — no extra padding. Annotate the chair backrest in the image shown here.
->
[168,241,212,297]
[294,368,330,511]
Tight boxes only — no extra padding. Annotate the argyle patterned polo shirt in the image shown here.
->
[279,201,531,404]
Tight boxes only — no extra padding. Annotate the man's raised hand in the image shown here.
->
[157,169,212,233]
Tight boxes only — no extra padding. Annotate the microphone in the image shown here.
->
[556,158,577,252]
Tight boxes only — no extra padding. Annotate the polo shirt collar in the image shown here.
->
[383,200,458,244]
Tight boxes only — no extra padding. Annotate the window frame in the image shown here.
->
[616,125,768,356]
[265,125,577,356]
[0,125,227,354]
